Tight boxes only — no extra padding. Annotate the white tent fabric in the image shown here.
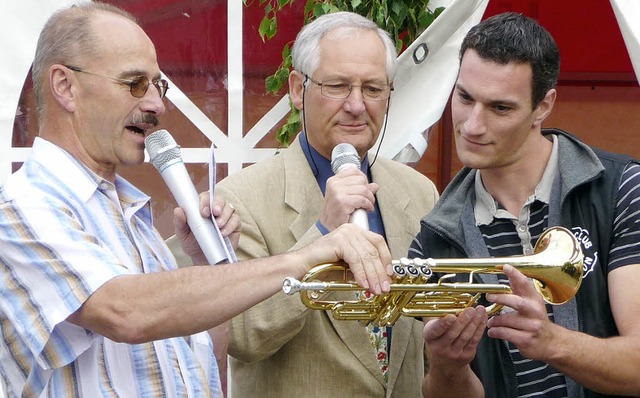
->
[0,0,77,183]
[610,0,640,85]
[379,0,489,162]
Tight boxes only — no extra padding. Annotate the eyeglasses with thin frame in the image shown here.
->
[305,74,392,101]
[64,65,169,99]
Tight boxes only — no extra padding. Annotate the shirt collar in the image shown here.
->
[474,134,559,225]
[31,137,153,225]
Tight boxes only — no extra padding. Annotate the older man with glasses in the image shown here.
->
[0,3,396,397]
[186,11,440,398]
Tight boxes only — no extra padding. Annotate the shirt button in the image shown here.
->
[518,225,526,232]
[99,182,109,190]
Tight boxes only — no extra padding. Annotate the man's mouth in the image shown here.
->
[126,125,146,136]
[127,115,159,137]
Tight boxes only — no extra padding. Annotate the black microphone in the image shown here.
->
[145,129,231,265]
[331,143,369,230]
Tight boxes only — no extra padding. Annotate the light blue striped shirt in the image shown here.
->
[0,138,221,397]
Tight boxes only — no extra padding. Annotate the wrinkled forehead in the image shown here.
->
[89,12,159,71]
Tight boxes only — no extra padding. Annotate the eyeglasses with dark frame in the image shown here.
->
[305,74,392,101]
[64,65,169,99]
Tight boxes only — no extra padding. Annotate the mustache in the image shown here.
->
[129,114,159,127]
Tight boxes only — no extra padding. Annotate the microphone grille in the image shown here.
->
[145,129,182,170]
[331,143,360,174]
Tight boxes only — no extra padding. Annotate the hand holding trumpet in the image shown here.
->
[295,223,393,295]
[422,264,564,398]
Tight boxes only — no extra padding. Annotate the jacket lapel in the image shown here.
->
[282,138,324,241]
[372,162,414,259]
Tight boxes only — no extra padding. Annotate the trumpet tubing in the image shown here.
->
[282,226,584,327]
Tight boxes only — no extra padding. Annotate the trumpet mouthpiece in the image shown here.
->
[283,277,302,295]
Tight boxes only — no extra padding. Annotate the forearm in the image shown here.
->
[544,327,640,396]
[69,252,307,343]
[422,364,483,398]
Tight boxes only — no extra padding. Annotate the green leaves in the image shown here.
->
[247,0,444,147]
[275,102,302,148]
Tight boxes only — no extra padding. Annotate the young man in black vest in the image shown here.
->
[417,12,640,398]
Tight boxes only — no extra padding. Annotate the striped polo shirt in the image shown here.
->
[0,138,221,397]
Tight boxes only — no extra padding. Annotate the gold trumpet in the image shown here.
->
[283,226,584,327]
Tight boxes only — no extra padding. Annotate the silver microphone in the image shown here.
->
[331,143,369,230]
[145,129,231,265]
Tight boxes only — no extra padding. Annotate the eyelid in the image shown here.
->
[324,82,349,86]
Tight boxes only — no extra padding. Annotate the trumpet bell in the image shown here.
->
[524,227,584,304]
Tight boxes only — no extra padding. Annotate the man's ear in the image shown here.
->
[288,70,305,111]
[533,88,556,128]
[49,65,77,113]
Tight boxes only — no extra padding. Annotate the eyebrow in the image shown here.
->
[119,69,162,81]
[455,83,519,108]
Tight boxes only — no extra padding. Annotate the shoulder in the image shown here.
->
[218,153,284,191]
[373,157,437,190]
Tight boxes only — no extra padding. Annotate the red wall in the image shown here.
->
[484,0,635,81]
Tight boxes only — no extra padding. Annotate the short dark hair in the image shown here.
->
[460,12,560,108]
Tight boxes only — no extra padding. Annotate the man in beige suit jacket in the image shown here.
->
[218,137,437,397]
[214,12,439,397]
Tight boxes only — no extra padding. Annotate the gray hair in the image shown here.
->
[292,11,397,82]
[31,1,137,123]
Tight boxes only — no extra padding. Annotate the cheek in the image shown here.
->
[451,105,469,127]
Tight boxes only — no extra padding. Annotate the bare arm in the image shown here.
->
[487,264,640,396]
[67,223,393,344]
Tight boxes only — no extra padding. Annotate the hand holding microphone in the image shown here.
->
[145,130,235,265]
[320,143,378,231]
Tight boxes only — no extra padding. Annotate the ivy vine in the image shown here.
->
[244,0,444,147]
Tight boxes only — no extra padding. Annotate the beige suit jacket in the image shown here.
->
[214,137,438,397]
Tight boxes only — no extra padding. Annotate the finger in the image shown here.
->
[365,230,392,289]
[172,207,190,237]
[329,180,375,212]
[352,231,385,294]
[447,307,486,351]
[423,315,457,341]
[360,248,382,295]
[464,307,489,350]
[215,201,234,226]
[200,191,212,218]
[369,182,380,195]
[340,226,386,292]
[487,310,538,330]
[487,322,530,343]
[502,264,539,298]
[487,266,543,313]
[351,191,376,212]
[220,212,241,237]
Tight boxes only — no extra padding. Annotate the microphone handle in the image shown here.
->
[161,160,230,265]
[349,209,369,231]
[335,163,370,231]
